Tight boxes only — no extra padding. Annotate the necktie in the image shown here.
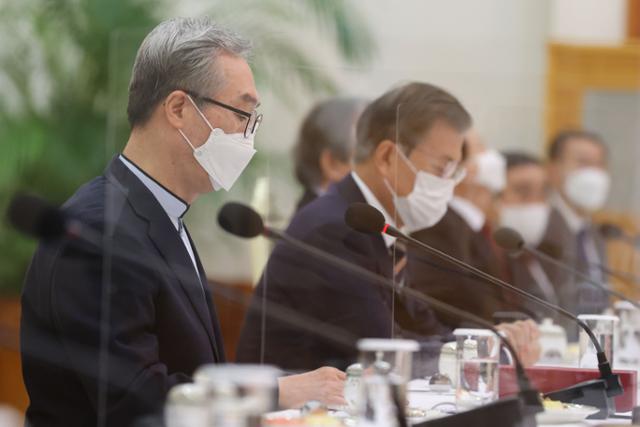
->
[390,241,407,284]
[576,228,608,313]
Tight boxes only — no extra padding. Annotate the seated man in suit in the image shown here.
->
[497,151,559,318]
[406,130,509,328]
[236,82,540,372]
[545,130,611,337]
[292,97,368,211]
[20,17,344,427]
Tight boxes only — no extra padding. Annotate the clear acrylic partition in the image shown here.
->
[102,23,403,405]
[97,18,639,425]
[3,4,640,425]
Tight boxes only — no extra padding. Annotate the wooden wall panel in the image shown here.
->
[208,280,254,362]
[546,42,640,141]
[0,298,28,414]
[546,42,640,300]
[629,0,640,39]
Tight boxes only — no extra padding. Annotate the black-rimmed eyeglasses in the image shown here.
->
[183,90,262,138]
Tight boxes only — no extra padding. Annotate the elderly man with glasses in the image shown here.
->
[20,17,344,427]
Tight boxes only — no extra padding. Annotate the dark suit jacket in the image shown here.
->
[540,205,609,338]
[235,174,445,372]
[20,157,224,427]
[295,188,318,212]
[406,209,507,329]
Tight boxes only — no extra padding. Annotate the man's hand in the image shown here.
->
[496,319,541,367]
[277,366,347,409]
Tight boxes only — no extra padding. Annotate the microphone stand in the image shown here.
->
[375,224,622,418]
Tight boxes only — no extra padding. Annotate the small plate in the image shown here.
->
[536,403,600,424]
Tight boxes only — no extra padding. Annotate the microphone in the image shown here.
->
[7,193,68,240]
[345,202,623,417]
[218,202,265,239]
[7,195,365,352]
[7,193,102,246]
[7,195,387,420]
[599,223,626,241]
[599,223,640,248]
[494,227,640,311]
[218,202,543,424]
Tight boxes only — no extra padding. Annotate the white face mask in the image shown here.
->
[564,167,610,212]
[386,148,465,233]
[178,96,257,191]
[499,203,551,247]
[474,149,506,193]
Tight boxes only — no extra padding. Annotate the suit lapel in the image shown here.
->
[184,226,225,362]
[104,157,218,357]
[335,175,395,288]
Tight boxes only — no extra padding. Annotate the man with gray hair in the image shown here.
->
[20,17,345,426]
[292,97,368,211]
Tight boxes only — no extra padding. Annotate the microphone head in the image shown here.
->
[599,222,625,240]
[6,193,67,240]
[217,202,264,238]
[493,227,525,253]
[345,202,385,234]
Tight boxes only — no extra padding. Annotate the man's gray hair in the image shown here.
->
[127,17,252,128]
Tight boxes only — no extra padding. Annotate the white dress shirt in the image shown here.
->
[351,171,397,248]
[551,191,586,234]
[119,155,201,280]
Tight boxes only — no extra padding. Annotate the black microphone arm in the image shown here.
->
[599,223,640,249]
[344,202,623,418]
[592,262,640,286]
[5,194,370,353]
[217,203,543,416]
[6,194,376,414]
[518,241,640,311]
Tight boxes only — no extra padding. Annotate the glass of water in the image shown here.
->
[577,314,618,369]
[453,329,500,410]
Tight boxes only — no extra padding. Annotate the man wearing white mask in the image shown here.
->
[237,82,540,372]
[21,17,345,426]
[544,130,611,337]
[407,131,510,327]
[498,152,559,318]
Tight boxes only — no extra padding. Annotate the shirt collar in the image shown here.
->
[119,155,189,222]
[448,196,486,232]
[551,191,586,233]
[350,171,396,248]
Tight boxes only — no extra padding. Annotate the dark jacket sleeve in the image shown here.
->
[406,219,506,328]
[48,235,190,424]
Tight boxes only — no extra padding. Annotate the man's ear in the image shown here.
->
[319,149,345,183]
[372,140,398,178]
[164,90,190,129]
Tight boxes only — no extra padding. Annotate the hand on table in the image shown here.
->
[496,319,541,367]
[277,366,347,409]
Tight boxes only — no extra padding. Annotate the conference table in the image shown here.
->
[265,390,634,426]
[263,370,638,426]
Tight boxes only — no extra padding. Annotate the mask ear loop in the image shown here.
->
[177,129,197,151]
[186,94,216,133]
[394,143,419,175]
[177,94,216,151]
